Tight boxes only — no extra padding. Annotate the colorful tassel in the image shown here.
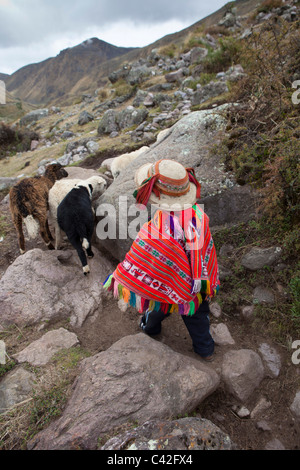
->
[133,174,160,207]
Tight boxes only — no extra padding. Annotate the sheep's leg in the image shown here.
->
[39,216,54,250]
[54,221,62,250]
[46,219,54,241]
[13,214,26,254]
[70,236,89,274]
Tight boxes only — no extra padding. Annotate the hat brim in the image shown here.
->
[135,162,197,211]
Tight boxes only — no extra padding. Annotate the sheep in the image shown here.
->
[48,175,107,249]
[111,146,149,179]
[56,182,96,274]
[9,163,68,254]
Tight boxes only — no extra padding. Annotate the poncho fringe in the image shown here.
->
[103,273,219,316]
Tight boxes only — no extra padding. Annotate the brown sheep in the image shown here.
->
[9,163,68,253]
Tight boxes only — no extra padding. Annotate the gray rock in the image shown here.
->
[20,109,48,126]
[97,109,118,135]
[101,417,234,450]
[250,397,271,419]
[0,248,115,328]
[222,349,265,401]
[0,367,35,413]
[290,391,300,423]
[117,106,149,130]
[241,246,282,271]
[191,80,228,106]
[86,140,99,153]
[13,328,79,366]
[210,302,222,318]
[211,323,235,346]
[28,333,220,450]
[264,438,285,450]
[190,47,208,64]
[78,111,94,126]
[95,105,236,261]
[0,177,18,191]
[165,68,185,83]
[126,65,151,85]
[218,12,236,28]
[258,343,281,377]
[240,305,255,320]
[253,287,275,304]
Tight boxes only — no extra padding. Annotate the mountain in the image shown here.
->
[5,38,137,106]
[5,0,262,106]
[0,73,9,82]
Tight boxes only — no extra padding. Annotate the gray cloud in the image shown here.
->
[0,0,226,47]
[0,0,226,73]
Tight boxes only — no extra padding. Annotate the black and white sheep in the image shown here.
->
[56,181,98,274]
[48,175,107,249]
[9,163,68,253]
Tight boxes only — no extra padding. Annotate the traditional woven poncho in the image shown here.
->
[103,204,220,316]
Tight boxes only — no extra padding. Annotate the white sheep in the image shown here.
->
[111,146,149,179]
[48,175,107,249]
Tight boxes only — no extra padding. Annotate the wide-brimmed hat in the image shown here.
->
[133,159,201,211]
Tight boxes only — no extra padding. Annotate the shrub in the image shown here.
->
[201,36,241,73]
[221,19,300,232]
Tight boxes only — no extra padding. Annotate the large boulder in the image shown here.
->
[221,349,265,402]
[101,417,234,450]
[0,248,115,328]
[94,105,240,261]
[19,109,48,126]
[28,333,220,450]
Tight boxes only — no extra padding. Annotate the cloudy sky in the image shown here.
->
[0,0,227,75]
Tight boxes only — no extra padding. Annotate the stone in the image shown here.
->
[95,105,237,261]
[210,302,222,318]
[264,438,285,450]
[101,417,234,450]
[97,109,118,135]
[256,420,271,432]
[237,406,250,419]
[250,397,272,419]
[221,349,265,401]
[78,111,94,126]
[218,12,236,28]
[86,140,99,153]
[28,333,220,450]
[190,47,208,64]
[211,323,235,346]
[0,248,115,328]
[0,367,35,413]
[165,68,185,83]
[0,177,18,191]
[20,109,48,126]
[191,80,228,106]
[30,140,39,151]
[253,287,275,304]
[258,343,281,377]
[241,246,282,271]
[290,391,300,423]
[240,305,255,320]
[13,328,79,366]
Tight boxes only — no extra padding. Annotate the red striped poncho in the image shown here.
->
[103,204,220,316]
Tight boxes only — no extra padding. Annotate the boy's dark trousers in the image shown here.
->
[140,295,214,358]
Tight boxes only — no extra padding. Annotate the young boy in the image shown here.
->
[103,159,220,361]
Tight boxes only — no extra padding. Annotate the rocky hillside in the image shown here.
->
[5,38,136,106]
[0,0,299,451]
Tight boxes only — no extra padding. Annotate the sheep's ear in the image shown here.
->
[89,184,93,193]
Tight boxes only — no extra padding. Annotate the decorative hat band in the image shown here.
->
[133,160,201,207]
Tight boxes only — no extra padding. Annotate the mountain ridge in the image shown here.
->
[4,0,262,106]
